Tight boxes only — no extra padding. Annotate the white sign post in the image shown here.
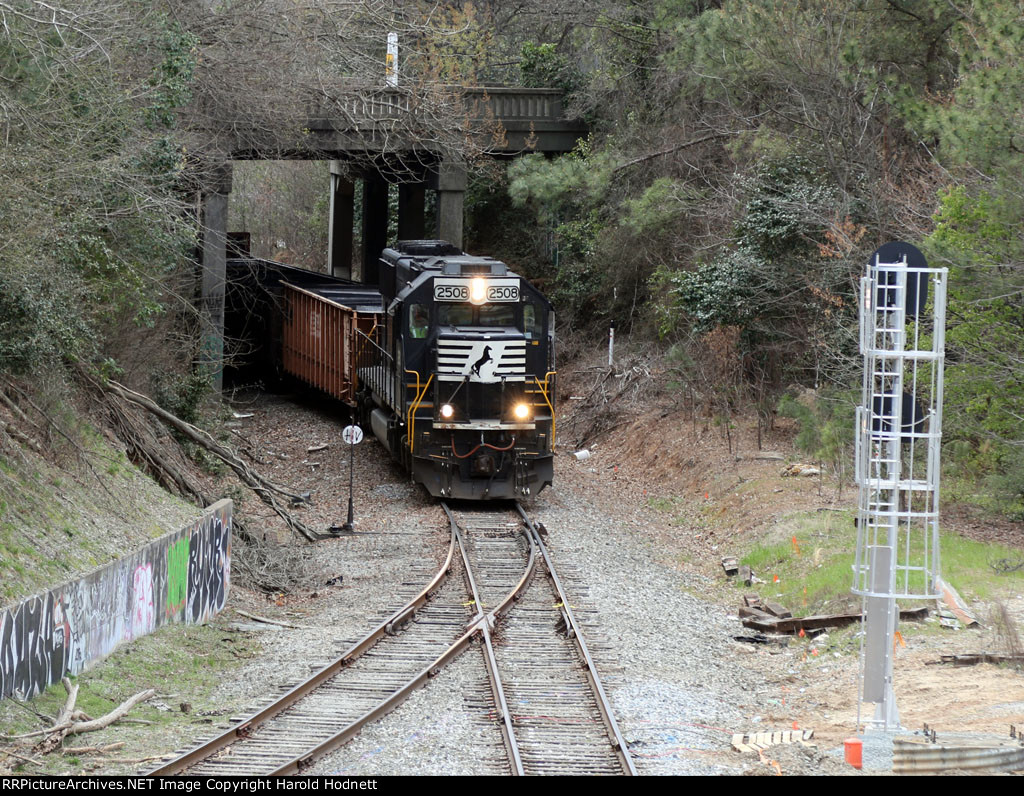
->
[341,421,363,531]
[385,32,398,87]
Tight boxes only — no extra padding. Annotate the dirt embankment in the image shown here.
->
[556,340,1024,764]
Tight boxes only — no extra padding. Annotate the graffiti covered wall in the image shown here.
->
[0,500,231,701]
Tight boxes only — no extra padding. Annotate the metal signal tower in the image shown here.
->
[853,242,947,730]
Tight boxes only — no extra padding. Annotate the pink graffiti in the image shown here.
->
[131,564,155,640]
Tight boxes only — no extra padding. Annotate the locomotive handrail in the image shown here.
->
[351,318,381,398]
[356,326,394,408]
[406,371,433,453]
[534,371,557,448]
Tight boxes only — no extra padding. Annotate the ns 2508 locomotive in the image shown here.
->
[229,240,556,500]
[358,241,555,499]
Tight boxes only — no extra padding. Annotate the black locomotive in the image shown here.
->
[358,241,555,499]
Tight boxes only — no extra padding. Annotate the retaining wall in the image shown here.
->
[0,499,232,701]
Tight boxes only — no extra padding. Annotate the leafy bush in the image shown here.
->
[777,389,856,477]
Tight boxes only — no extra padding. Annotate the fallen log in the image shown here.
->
[742,606,930,635]
[19,686,156,756]
[103,380,316,542]
[65,689,156,736]
[934,653,1024,667]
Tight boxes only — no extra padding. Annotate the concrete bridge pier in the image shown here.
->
[361,175,389,287]
[328,163,465,286]
[398,181,426,240]
[429,161,466,250]
[327,163,354,280]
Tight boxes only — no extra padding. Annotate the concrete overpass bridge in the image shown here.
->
[200,86,586,387]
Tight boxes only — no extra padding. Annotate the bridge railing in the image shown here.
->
[306,86,572,125]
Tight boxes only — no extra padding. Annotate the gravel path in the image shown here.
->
[529,456,766,775]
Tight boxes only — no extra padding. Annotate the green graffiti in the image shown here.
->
[166,538,189,619]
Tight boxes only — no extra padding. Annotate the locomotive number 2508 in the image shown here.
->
[486,285,519,301]
[434,284,469,301]
[433,281,520,302]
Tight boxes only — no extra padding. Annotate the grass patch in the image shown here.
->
[941,534,1024,602]
[0,620,261,774]
[735,509,1024,617]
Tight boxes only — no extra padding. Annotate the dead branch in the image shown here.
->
[103,379,316,542]
[64,688,156,736]
[231,532,320,594]
[234,609,308,630]
[20,688,156,755]
[54,677,79,728]
[4,698,54,727]
[0,747,42,767]
[0,381,38,430]
[0,417,41,453]
[60,742,125,756]
[612,132,734,173]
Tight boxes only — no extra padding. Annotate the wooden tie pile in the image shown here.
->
[731,729,816,754]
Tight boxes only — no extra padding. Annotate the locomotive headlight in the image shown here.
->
[470,277,487,305]
[513,403,530,420]
[440,403,455,419]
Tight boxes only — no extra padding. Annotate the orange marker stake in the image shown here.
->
[773,574,780,583]
[894,630,906,650]
[792,535,800,556]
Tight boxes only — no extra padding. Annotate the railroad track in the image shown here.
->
[452,504,635,775]
[147,504,633,776]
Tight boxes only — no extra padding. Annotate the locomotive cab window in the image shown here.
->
[438,303,473,327]
[523,303,543,339]
[478,304,515,327]
[408,303,430,339]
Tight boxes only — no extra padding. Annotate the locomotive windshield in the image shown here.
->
[478,304,515,327]
[437,303,517,328]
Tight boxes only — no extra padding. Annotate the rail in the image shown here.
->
[146,518,458,775]
[149,505,629,776]
[442,504,536,775]
[270,505,537,775]
[515,502,637,775]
